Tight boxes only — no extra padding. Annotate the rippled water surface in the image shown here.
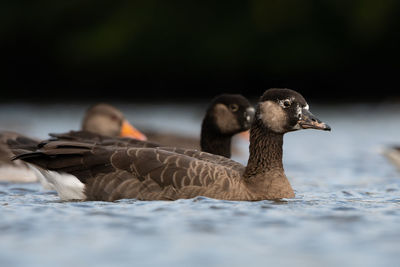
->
[0,102,400,267]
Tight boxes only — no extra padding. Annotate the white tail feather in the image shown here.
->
[27,164,85,200]
[26,164,55,190]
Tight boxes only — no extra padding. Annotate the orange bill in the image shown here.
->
[239,130,250,141]
[120,120,147,141]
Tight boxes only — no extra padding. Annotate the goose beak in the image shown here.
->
[244,107,255,128]
[298,109,331,131]
[120,120,148,140]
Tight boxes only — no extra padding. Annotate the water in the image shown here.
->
[0,102,400,267]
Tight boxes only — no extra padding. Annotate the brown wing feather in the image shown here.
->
[157,147,244,171]
[13,141,116,183]
[89,147,244,200]
[1,131,40,159]
[0,131,41,170]
[49,131,160,148]
[15,140,245,201]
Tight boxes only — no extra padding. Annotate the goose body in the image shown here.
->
[13,89,330,201]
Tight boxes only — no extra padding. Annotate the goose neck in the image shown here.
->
[244,121,284,179]
[200,119,232,158]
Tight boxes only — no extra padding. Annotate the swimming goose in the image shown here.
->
[0,103,145,183]
[13,88,330,201]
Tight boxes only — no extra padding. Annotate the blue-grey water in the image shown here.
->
[0,102,399,267]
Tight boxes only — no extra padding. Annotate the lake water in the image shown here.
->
[0,101,399,267]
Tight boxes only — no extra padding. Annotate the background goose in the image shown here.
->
[0,103,145,183]
[56,94,255,158]
[13,88,330,201]
[0,132,41,183]
[81,103,147,141]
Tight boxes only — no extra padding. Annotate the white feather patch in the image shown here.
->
[27,164,85,200]
[259,101,287,133]
[25,164,55,190]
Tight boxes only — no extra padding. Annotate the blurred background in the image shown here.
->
[3,0,400,103]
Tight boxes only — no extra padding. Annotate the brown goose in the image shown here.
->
[0,103,146,183]
[13,88,330,201]
[57,94,254,158]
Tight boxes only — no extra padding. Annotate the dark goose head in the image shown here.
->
[81,103,147,140]
[257,88,331,133]
[201,94,255,158]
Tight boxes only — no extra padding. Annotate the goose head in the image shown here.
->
[257,88,331,134]
[82,103,147,140]
[207,94,255,136]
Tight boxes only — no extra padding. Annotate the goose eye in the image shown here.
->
[229,104,239,112]
[283,100,291,108]
[110,115,119,121]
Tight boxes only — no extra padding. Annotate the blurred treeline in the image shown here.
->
[3,0,400,102]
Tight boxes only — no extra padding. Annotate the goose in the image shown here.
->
[0,103,146,183]
[13,88,330,201]
[55,94,255,158]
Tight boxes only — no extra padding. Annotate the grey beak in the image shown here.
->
[299,109,331,131]
[244,107,255,127]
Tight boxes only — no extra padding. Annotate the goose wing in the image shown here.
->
[0,131,40,162]
[14,141,245,201]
